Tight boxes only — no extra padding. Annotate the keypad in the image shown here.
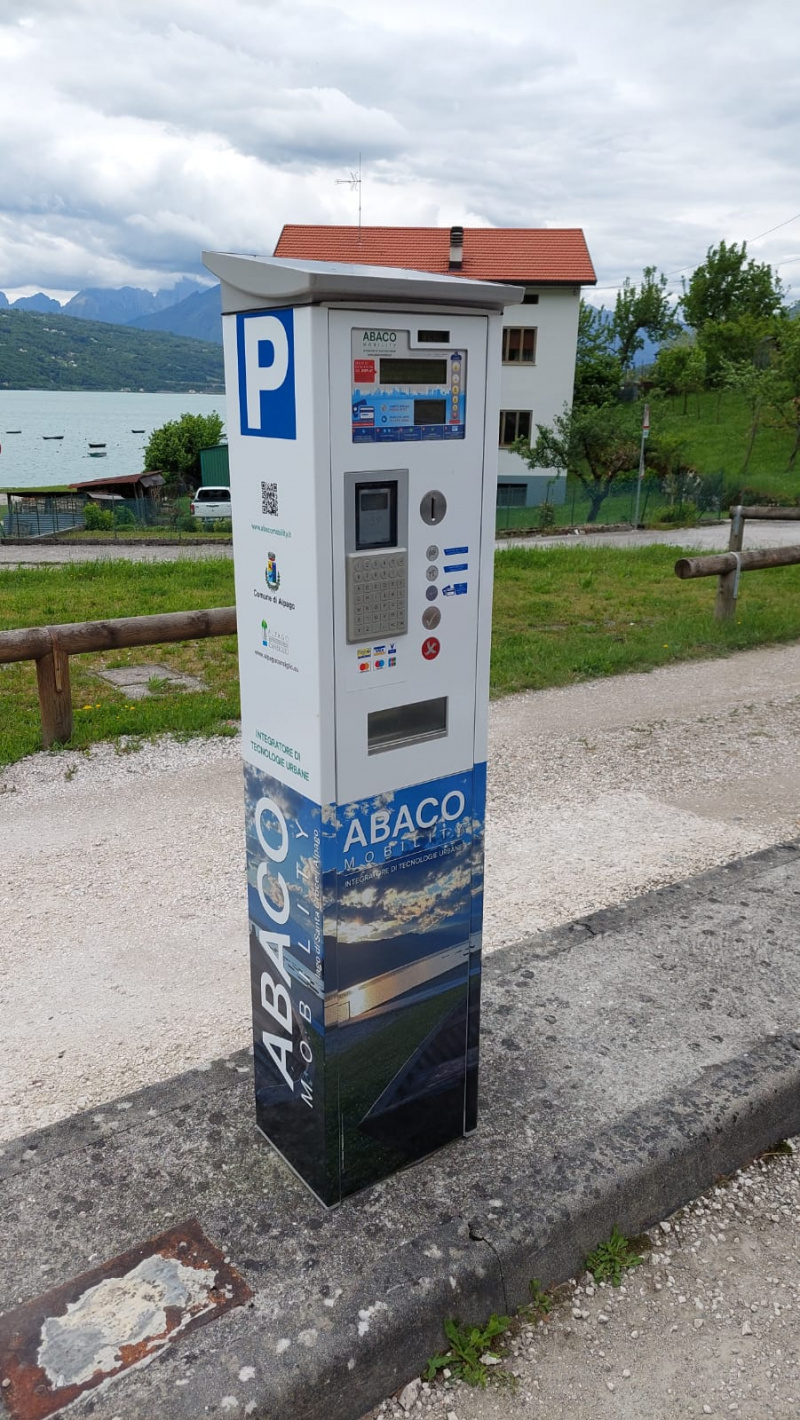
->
[346,549,408,642]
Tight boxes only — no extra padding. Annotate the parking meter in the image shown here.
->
[203,252,513,1204]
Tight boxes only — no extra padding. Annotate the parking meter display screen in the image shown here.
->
[378,358,448,384]
[356,483,396,549]
[352,328,465,443]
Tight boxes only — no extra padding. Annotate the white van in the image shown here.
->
[190,486,232,522]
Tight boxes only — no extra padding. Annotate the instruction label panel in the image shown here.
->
[351,327,466,443]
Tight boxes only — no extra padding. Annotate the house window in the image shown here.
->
[502,326,537,363]
[499,410,532,447]
[497,482,527,507]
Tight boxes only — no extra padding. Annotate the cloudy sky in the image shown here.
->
[2,0,799,306]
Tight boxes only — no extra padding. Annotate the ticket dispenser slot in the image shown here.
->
[344,469,408,643]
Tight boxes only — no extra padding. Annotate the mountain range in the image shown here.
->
[0,307,224,392]
[0,280,223,344]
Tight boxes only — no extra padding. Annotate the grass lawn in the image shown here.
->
[491,544,800,694]
[656,388,800,498]
[0,558,238,766]
[1,547,800,766]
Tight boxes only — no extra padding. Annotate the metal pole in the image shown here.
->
[633,426,646,527]
[633,403,649,528]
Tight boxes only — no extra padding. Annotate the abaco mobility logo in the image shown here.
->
[237,309,296,440]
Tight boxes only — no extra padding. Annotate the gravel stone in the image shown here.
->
[369,1135,800,1419]
[4,641,800,1140]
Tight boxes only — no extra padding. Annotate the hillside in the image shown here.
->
[130,284,222,343]
[0,308,224,392]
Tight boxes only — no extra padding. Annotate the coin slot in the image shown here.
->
[367,696,448,754]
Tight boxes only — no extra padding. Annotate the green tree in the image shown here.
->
[654,343,707,414]
[611,266,679,370]
[720,358,770,474]
[514,402,639,522]
[144,411,224,489]
[681,240,784,329]
[574,299,622,407]
[763,317,800,467]
[698,312,781,385]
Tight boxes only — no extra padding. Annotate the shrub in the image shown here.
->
[83,503,113,531]
[720,484,787,510]
[659,501,699,525]
[113,504,137,528]
[176,513,199,532]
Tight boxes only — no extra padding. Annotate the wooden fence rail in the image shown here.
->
[675,546,800,620]
[0,606,237,748]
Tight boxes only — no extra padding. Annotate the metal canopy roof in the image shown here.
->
[202,251,519,314]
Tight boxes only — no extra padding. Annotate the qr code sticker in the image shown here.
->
[261,482,278,517]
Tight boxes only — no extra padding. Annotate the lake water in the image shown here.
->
[0,391,228,491]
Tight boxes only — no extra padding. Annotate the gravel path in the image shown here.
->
[0,540,231,565]
[367,1140,800,1420]
[2,640,799,1143]
[501,519,800,553]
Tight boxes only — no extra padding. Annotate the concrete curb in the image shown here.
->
[2,841,800,1420]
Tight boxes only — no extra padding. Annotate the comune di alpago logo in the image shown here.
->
[266,551,280,591]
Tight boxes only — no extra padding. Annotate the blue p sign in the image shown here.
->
[237,309,296,440]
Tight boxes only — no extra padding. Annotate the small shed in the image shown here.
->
[199,443,230,488]
[72,472,165,503]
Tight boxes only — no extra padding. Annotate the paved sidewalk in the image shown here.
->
[2,843,800,1420]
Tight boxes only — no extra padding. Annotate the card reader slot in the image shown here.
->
[367,696,448,755]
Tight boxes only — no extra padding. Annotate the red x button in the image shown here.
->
[421,636,440,661]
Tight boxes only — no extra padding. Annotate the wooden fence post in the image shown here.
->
[714,559,741,621]
[716,507,745,621]
[728,505,745,552]
[35,630,73,747]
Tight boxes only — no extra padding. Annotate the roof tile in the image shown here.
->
[274,225,596,284]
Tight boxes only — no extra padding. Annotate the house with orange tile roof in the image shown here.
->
[274,224,596,509]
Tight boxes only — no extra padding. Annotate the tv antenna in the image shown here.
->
[336,154,362,237]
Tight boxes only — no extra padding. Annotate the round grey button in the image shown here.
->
[420,491,447,525]
[426,544,439,561]
[425,585,438,601]
[426,565,439,582]
[422,606,441,629]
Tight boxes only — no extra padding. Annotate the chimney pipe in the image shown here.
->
[449,225,464,270]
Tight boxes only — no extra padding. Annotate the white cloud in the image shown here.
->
[1,0,799,299]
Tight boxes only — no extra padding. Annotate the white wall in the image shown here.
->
[497,285,581,493]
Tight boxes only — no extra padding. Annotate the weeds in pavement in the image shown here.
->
[585,1225,644,1287]
[527,1278,551,1316]
[425,1314,512,1388]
